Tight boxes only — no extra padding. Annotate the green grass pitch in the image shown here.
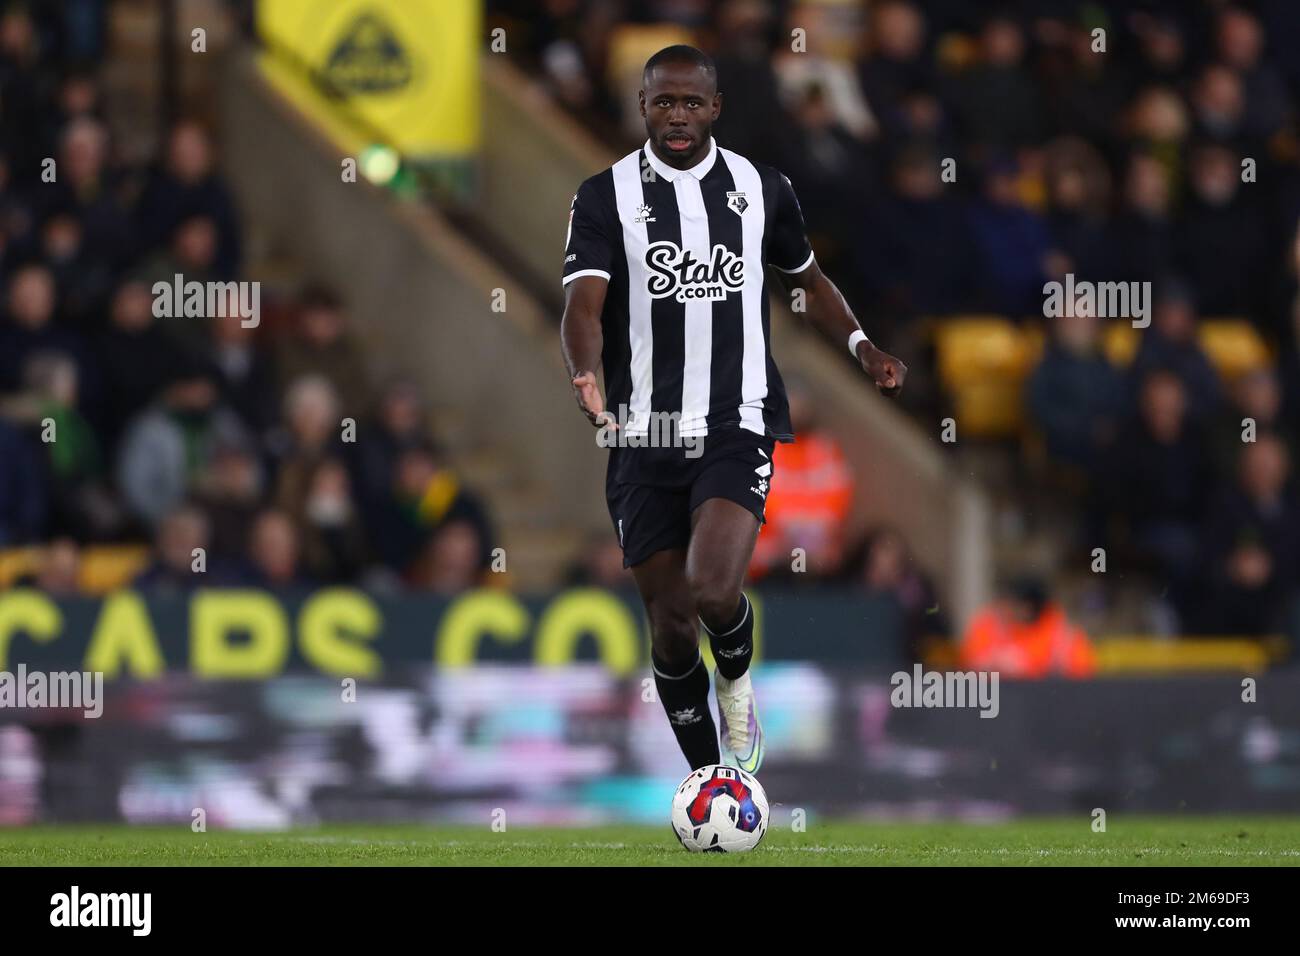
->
[2,817,1299,866]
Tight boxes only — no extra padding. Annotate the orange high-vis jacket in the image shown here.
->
[959,603,1098,678]
[749,432,853,577]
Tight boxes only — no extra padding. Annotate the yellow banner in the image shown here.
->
[257,0,480,159]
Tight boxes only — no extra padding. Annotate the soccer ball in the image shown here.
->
[670,764,769,853]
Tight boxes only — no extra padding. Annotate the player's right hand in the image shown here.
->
[572,371,616,429]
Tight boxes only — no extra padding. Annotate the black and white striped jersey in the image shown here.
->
[562,137,814,443]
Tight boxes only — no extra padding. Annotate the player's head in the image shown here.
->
[640,45,720,168]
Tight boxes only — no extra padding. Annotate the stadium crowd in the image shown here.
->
[0,3,498,595]
[496,0,1300,638]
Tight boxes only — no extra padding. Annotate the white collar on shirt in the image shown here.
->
[641,136,718,182]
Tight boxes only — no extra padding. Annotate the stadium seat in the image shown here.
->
[0,545,152,593]
[933,317,1040,438]
[1102,323,1140,367]
[1198,319,1273,382]
[0,548,40,589]
[607,24,695,120]
[1095,637,1276,673]
[78,546,153,594]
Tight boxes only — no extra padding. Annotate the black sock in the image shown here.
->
[652,651,720,769]
[701,593,753,681]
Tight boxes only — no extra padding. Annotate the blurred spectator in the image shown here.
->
[38,116,133,271]
[1189,64,1248,145]
[1041,18,1129,149]
[296,458,368,583]
[712,0,783,167]
[270,374,344,516]
[1026,304,1123,473]
[783,81,879,257]
[139,215,224,354]
[491,0,620,136]
[1099,370,1214,624]
[1216,7,1291,141]
[967,156,1053,315]
[192,442,263,561]
[352,378,431,526]
[1125,84,1190,161]
[1113,150,1177,285]
[275,284,371,415]
[39,209,111,327]
[856,144,973,319]
[948,14,1046,150]
[11,351,121,539]
[209,294,277,436]
[95,278,192,452]
[13,538,83,594]
[959,575,1097,677]
[773,2,876,142]
[1179,143,1265,316]
[0,151,36,269]
[0,7,56,175]
[564,533,632,589]
[1126,280,1221,424]
[1278,221,1300,421]
[0,417,45,545]
[30,538,81,595]
[410,520,486,595]
[116,362,250,528]
[855,525,946,661]
[1042,138,1114,282]
[856,0,933,141]
[1199,434,1300,635]
[133,504,211,592]
[1131,13,1188,88]
[1211,368,1292,478]
[0,263,98,410]
[136,121,242,278]
[242,508,312,589]
[374,444,494,576]
[749,382,852,579]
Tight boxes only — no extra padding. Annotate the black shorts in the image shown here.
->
[605,426,776,568]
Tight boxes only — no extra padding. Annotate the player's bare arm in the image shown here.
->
[560,274,612,427]
[777,261,907,397]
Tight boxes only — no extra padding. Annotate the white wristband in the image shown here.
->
[848,329,868,357]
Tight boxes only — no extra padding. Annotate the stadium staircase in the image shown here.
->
[218,53,612,592]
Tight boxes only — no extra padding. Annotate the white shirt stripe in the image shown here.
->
[675,174,713,437]
[611,150,653,435]
[718,147,768,436]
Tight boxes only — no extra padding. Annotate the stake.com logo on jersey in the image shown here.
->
[645,241,745,302]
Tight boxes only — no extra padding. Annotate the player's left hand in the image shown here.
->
[859,345,907,397]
